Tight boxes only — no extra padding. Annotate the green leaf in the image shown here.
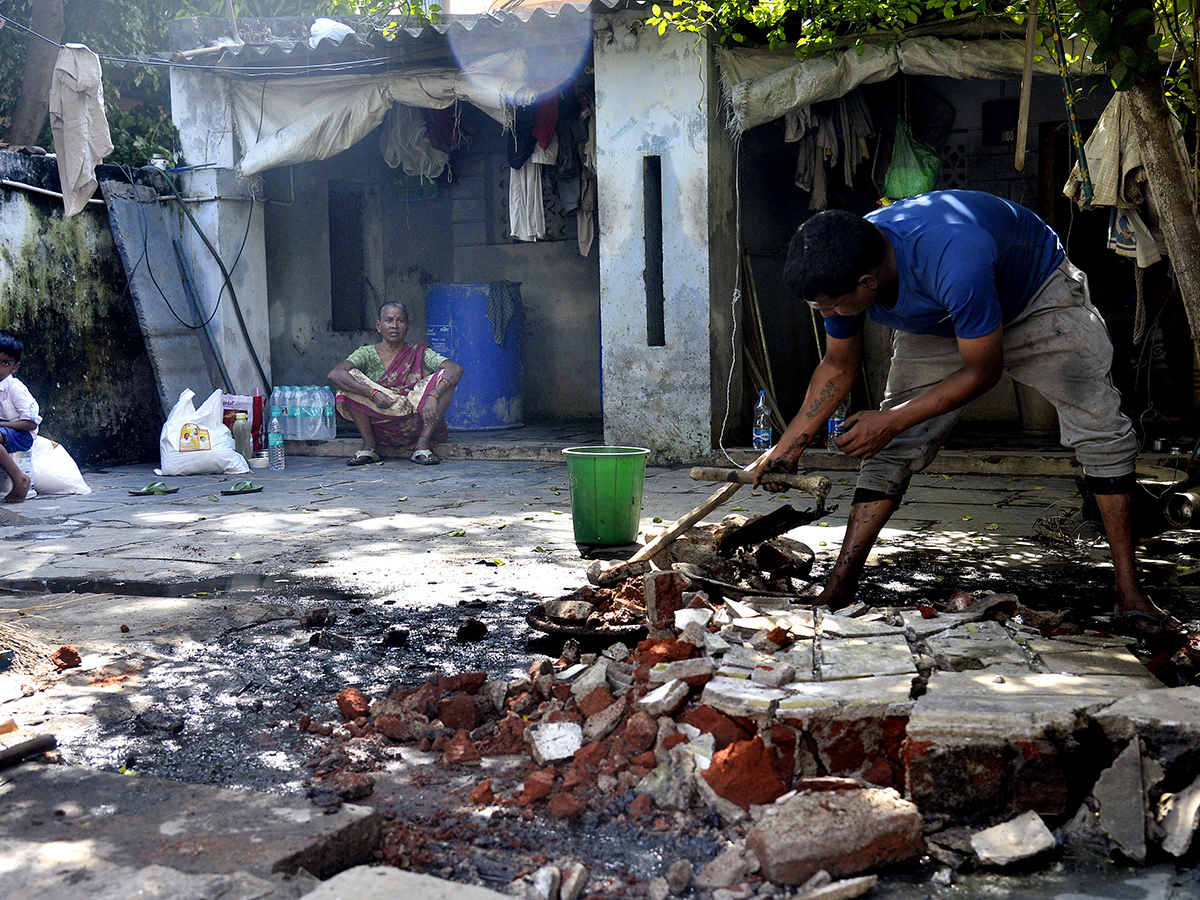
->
[398,497,408,502]
[229,552,242,560]
[1124,8,1153,25]
[532,546,550,553]
[493,558,507,566]
[449,529,466,537]
[653,516,663,523]
[962,515,973,521]
[986,523,1000,530]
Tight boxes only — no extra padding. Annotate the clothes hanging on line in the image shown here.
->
[784,88,875,210]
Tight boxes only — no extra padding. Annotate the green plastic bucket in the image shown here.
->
[562,446,651,545]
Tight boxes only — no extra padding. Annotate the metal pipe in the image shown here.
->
[1,178,106,205]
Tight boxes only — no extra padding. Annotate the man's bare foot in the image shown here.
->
[1114,582,1164,618]
[4,472,30,503]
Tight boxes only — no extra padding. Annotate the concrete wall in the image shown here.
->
[171,67,273,397]
[593,15,732,461]
[0,152,162,466]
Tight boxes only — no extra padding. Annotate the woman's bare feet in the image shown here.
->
[4,471,30,503]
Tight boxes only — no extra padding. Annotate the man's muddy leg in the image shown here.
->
[0,444,29,503]
[818,497,898,608]
[1094,491,1162,616]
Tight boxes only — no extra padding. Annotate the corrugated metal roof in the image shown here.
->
[166,2,644,74]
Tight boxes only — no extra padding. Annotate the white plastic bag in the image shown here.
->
[0,449,36,499]
[30,436,90,495]
[158,389,249,476]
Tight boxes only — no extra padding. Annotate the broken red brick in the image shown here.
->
[662,732,689,751]
[629,792,654,819]
[918,604,939,619]
[770,723,796,787]
[631,750,657,769]
[551,684,574,703]
[579,685,616,718]
[519,768,557,806]
[679,705,753,751]
[702,736,788,811]
[549,790,585,821]
[764,626,792,648]
[437,695,482,731]
[643,571,692,631]
[51,645,81,670]
[614,711,657,758]
[469,779,494,804]
[335,688,370,720]
[442,729,482,766]
[297,714,312,733]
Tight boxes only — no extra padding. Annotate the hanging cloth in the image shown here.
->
[49,44,113,217]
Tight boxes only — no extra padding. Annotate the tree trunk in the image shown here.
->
[4,0,65,147]
[1127,77,1200,368]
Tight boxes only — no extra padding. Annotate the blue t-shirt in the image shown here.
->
[822,191,1065,340]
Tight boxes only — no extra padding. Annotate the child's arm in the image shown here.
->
[0,418,36,431]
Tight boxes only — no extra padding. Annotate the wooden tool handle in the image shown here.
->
[690,467,831,501]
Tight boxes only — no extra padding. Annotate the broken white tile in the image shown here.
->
[527,721,583,765]
[752,661,796,687]
[676,607,713,630]
[820,635,916,680]
[700,675,789,718]
[569,661,610,699]
[819,612,905,637]
[970,810,1056,866]
[639,678,690,716]
[776,675,916,717]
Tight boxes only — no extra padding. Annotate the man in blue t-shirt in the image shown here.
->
[754,190,1172,637]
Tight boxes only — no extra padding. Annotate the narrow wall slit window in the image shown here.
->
[329,182,370,332]
[643,156,665,347]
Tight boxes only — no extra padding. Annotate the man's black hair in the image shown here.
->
[0,331,23,362]
[783,210,889,302]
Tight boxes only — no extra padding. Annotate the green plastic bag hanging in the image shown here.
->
[882,119,943,200]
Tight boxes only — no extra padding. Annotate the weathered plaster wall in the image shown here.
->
[171,67,273,397]
[0,152,162,466]
[594,17,726,461]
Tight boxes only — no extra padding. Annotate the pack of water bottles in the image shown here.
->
[269,385,337,441]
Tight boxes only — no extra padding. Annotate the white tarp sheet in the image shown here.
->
[716,35,1086,133]
[228,50,537,176]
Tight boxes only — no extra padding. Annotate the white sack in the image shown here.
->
[158,389,249,476]
[30,436,91,495]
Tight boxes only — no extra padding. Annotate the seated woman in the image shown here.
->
[328,302,464,466]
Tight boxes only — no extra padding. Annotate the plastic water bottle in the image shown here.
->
[232,412,253,460]
[321,386,336,439]
[268,414,285,471]
[828,400,848,453]
[752,391,772,450]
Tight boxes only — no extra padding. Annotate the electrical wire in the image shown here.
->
[716,139,742,468]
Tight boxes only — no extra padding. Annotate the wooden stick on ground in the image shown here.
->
[628,450,772,564]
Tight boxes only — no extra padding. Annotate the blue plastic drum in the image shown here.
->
[424,282,524,431]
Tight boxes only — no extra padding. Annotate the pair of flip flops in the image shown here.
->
[129,482,177,496]
[221,481,263,495]
[411,448,440,466]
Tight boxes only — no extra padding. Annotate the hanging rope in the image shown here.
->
[1047,0,1094,202]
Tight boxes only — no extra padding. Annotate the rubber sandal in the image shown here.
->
[347,449,381,467]
[411,448,441,466]
[129,482,178,496]
[1112,609,1185,642]
[220,481,263,495]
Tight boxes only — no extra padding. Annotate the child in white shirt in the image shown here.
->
[0,331,41,502]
